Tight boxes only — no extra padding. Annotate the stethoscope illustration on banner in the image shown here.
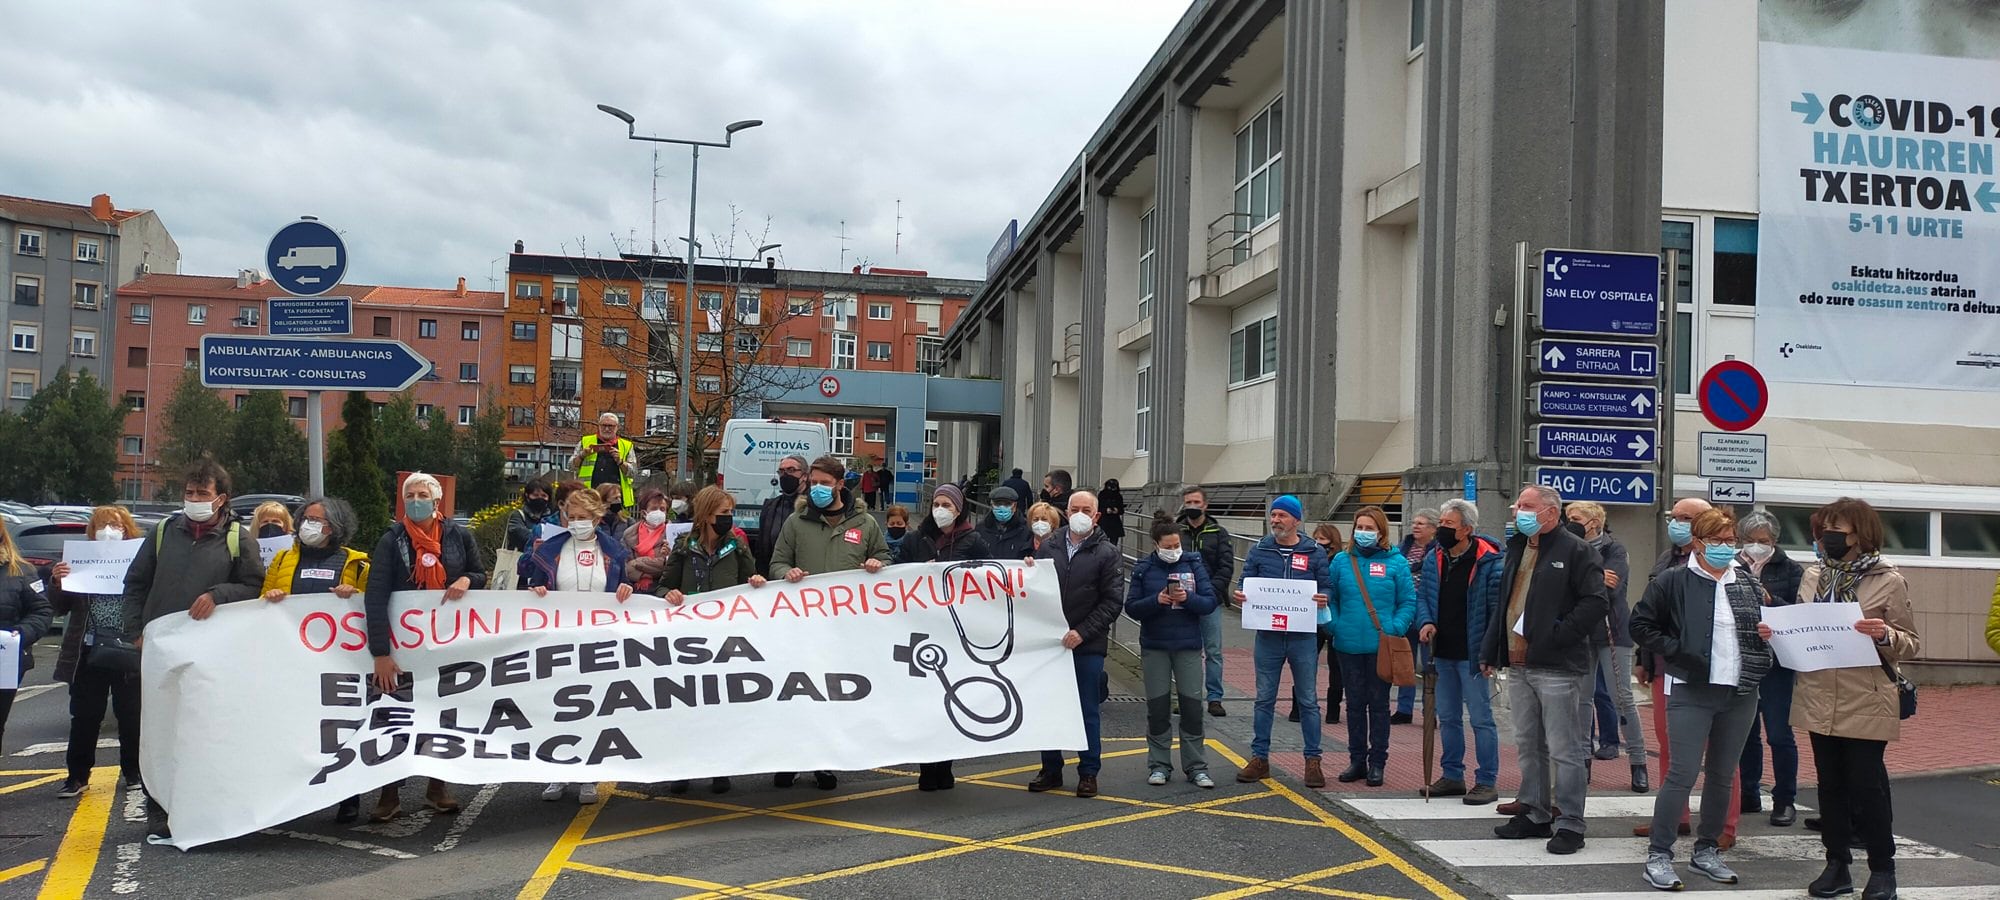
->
[892,560,1024,742]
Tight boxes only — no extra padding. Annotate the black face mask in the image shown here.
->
[1179,506,1203,521]
[713,514,734,533]
[888,526,907,540]
[1435,526,1459,548]
[778,474,802,495]
[525,497,550,515]
[1819,531,1850,560]
[258,524,288,539]
[1563,520,1587,538]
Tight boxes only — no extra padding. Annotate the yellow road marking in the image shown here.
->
[684,843,992,898]
[1197,860,1402,900]
[579,809,758,847]
[0,774,64,796]
[0,769,68,777]
[1257,778,1464,900]
[516,782,610,900]
[36,766,116,900]
[0,860,48,885]
[562,861,800,898]
[995,842,1266,885]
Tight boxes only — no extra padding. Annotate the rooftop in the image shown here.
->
[0,193,148,231]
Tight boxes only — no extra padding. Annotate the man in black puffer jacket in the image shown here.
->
[978,485,1034,561]
[1024,491,1126,800]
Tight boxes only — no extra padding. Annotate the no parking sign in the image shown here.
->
[1698,360,1768,432]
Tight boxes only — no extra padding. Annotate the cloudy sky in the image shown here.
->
[0,1,1187,289]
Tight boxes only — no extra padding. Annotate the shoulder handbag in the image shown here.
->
[1350,555,1416,687]
[1879,659,1917,720]
[87,634,142,673]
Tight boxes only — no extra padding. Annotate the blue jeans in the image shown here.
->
[1337,651,1391,768]
[1592,659,1621,750]
[1201,608,1225,702]
[1041,652,1107,777]
[1250,632,1322,759]
[1740,665,1798,808]
[1432,657,1499,786]
[1394,634,1426,714]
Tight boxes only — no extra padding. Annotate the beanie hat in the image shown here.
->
[989,484,1018,504]
[934,482,965,510]
[1270,494,1304,522]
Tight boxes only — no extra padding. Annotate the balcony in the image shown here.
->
[1191,211,1280,307]
[1054,322,1084,378]
[1116,315,1152,352]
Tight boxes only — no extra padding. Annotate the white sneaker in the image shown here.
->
[578,783,600,805]
[1192,772,1216,789]
[1147,771,1169,786]
[540,783,565,801]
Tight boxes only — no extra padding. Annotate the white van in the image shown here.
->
[719,418,829,533]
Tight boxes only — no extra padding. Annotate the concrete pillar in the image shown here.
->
[1143,98,1195,513]
[1077,191,1110,488]
[1030,256,1055,480]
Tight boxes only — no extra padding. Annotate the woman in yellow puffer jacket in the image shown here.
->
[259,497,370,823]
[1986,572,2000,658]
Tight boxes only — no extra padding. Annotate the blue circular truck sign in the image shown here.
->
[265,220,347,297]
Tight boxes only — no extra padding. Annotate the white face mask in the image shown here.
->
[1030,521,1053,538]
[96,527,125,542]
[183,499,217,523]
[932,506,957,528]
[671,498,688,514]
[1742,543,1775,562]
[645,509,668,527]
[568,520,597,540]
[298,521,328,547]
[1068,512,1093,536]
[1157,548,1183,564]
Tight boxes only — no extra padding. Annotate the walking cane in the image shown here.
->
[1420,658,1438,802]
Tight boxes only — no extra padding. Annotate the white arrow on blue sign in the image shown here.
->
[1533,382,1657,422]
[1535,466,1655,506]
[1536,339,1657,380]
[199,334,431,393]
[1535,424,1657,463]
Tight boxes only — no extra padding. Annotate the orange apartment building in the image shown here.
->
[503,250,976,482]
[113,271,504,499]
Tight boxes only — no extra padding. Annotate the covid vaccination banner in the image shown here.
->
[1757,40,2000,389]
[140,562,1082,849]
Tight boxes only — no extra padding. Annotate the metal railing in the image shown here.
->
[1205,210,1253,275]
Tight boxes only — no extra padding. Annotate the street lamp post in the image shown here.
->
[597,103,763,482]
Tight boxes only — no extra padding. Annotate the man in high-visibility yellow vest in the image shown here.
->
[570,412,637,510]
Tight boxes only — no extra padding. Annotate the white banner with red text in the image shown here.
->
[139,561,1082,849]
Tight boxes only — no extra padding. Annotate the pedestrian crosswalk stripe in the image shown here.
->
[1417,834,1959,867]
[1342,795,1739,821]
[1512,889,2000,900]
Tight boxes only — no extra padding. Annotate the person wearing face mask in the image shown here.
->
[1039,469,1074,511]
[754,454,809,578]
[49,507,138,800]
[1229,495,1334,788]
[1126,516,1220,788]
[364,471,483,822]
[1629,507,1774,891]
[0,521,52,756]
[1415,499,1505,805]
[894,482,993,791]
[505,478,559,552]
[1770,498,1917,900]
[1176,485,1237,718]
[1325,506,1416,787]
[978,486,1034,561]
[1731,511,1805,828]
[1391,509,1440,724]
[251,501,294,541]
[1296,524,1345,728]
[1098,479,1127,547]
[1566,500,1647,793]
[621,488,676,593]
[122,457,267,844]
[769,456,890,791]
[522,481,635,805]
[258,498,370,822]
[1025,502,1063,553]
[1023,490,1126,799]
[884,505,911,557]
[1479,483,1607,856]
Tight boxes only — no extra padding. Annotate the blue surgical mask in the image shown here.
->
[1352,529,1379,549]
[808,484,836,508]
[994,506,1014,523]
[1514,511,1543,537]
[1668,520,1694,547]
[1702,543,1738,569]
[405,499,436,523]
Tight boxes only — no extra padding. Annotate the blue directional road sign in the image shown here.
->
[1535,424,1657,463]
[1534,382,1658,422]
[265,219,347,297]
[1535,466,1656,506]
[199,335,430,392]
[1540,248,1660,337]
[1535,339,1657,380]
[267,296,352,336]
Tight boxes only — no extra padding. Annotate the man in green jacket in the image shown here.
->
[769,455,890,789]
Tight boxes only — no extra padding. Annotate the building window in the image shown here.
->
[830,418,853,457]
[1229,315,1279,385]
[551,322,582,359]
[604,327,629,348]
[866,341,892,362]
[550,366,580,401]
[1409,0,1425,51]
[1943,512,2000,559]
[1713,217,1758,307]
[695,374,722,393]
[786,338,813,358]
[458,405,476,426]
[865,424,886,443]
[789,295,814,315]
[373,316,391,337]
[514,281,542,300]
[1138,208,1157,319]
[11,323,38,353]
[1135,366,1152,453]
[188,304,208,325]
[7,370,35,400]
[419,318,438,339]
[833,332,856,370]
[823,295,852,319]
[288,396,306,418]
[70,328,97,358]
[421,362,440,382]
[735,333,760,355]
[73,281,101,309]
[600,369,628,390]
[697,291,723,311]
[604,287,630,307]
[736,289,761,323]
[127,346,146,368]
[123,435,142,455]
[512,321,536,341]
[125,390,145,411]
[1662,219,1696,396]
[696,333,723,353]
[415,403,433,421]
[461,321,480,340]
[1234,97,1285,239]
[642,286,669,317]
[184,347,197,366]
[916,337,943,376]
[925,420,939,447]
[553,282,579,315]
[509,364,536,385]
[868,302,893,320]
[14,275,41,306]
[236,306,259,327]
[548,405,580,429]
[232,394,247,411]
[459,363,479,382]
[15,228,43,257]
[130,302,150,324]
[75,237,101,263]
[509,406,535,426]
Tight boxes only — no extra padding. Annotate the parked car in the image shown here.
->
[229,494,306,521]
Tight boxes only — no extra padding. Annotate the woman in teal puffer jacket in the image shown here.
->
[1326,505,1416,787]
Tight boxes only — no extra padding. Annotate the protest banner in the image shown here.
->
[1761,601,1881,672]
[139,561,1081,849]
[0,630,19,690]
[1240,577,1318,633]
[60,538,144,595]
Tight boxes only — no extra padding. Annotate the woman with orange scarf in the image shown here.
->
[363,472,485,822]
